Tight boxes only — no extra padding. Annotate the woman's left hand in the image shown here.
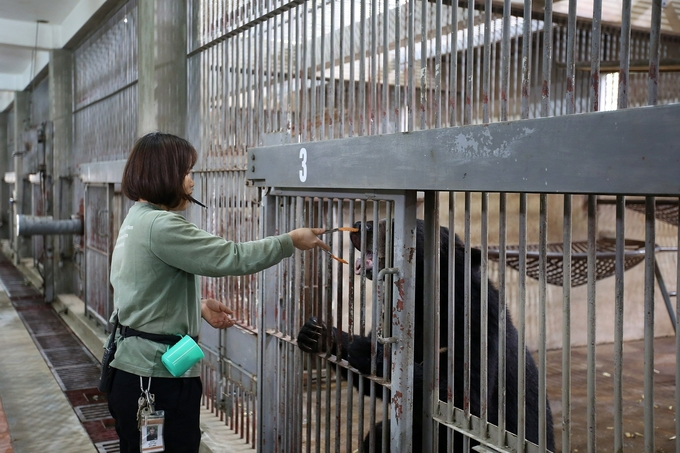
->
[201,298,236,329]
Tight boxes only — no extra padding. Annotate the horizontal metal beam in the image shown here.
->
[247,104,680,196]
[79,160,125,184]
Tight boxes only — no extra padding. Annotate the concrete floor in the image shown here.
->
[0,290,96,453]
[548,336,678,453]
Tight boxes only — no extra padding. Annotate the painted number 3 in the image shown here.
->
[299,148,307,182]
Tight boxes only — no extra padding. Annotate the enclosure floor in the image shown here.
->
[548,335,677,453]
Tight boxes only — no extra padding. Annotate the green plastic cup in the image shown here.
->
[161,335,204,377]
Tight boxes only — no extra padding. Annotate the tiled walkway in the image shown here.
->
[0,252,103,453]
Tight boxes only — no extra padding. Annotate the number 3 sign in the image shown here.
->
[299,148,307,182]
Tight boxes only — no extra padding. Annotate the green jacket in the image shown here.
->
[109,201,294,377]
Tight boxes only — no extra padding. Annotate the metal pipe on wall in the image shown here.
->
[16,215,83,237]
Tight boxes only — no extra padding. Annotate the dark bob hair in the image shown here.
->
[122,132,198,209]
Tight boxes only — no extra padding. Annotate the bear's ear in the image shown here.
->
[469,247,482,268]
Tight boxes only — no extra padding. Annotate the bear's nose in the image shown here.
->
[352,220,370,233]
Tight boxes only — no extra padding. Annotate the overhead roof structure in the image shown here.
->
[0,0,677,112]
[0,0,120,110]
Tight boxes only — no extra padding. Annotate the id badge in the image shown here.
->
[140,410,165,452]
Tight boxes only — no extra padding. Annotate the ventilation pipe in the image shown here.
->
[16,215,83,302]
[17,215,83,236]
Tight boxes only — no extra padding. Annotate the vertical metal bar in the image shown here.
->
[562,194,572,453]
[382,0,389,134]
[465,0,474,125]
[500,0,511,121]
[448,0,457,127]
[491,18,498,122]
[310,0,317,142]
[520,0,533,119]
[257,192,279,450]
[278,11,285,135]
[434,0,442,128]
[357,199,367,449]
[532,23,541,118]
[497,193,508,446]
[614,196,625,453]
[538,194,548,451]
[368,200,380,452]
[382,200,393,453]
[346,199,355,450]
[323,199,332,453]
[329,0,336,140]
[349,0,356,137]
[407,0,415,132]
[370,0,378,136]
[389,191,417,451]
[311,198,322,453]
[339,0,346,139]
[269,13,275,133]
[518,193,527,451]
[294,5,301,141]
[475,37,482,124]
[423,191,439,452]
[644,196,656,453]
[334,198,344,453]
[247,28,254,147]
[257,20,264,141]
[541,0,553,118]
[618,0,631,109]
[395,0,402,132]
[483,0,492,124]
[648,0,661,106]
[586,195,597,453]
[359,0,367,137]
[301,5,309,142]
[360,199,367,338]
[420,0,428,130]
[589,0,602,112]
[320,0,327,141]
[463,191,472,451]
[480,192,489,429]
[513,18,520,119]
[447,191,456,450]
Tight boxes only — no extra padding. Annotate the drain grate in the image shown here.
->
[35,333,82,350]
[75,403,112,422]
[52,365,102,391]
[44,348,99,368]
[19,311,69,336]
[10,296,48,308]
[95,440,121,453]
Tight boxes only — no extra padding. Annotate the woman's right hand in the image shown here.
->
[288,228,330,252]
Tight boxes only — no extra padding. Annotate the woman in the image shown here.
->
[107,132,328,452]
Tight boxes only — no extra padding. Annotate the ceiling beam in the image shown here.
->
[0,51,49,92]
[0,0,113,94]
[0,18,58,51]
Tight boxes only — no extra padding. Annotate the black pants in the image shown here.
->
[108,369,203,453]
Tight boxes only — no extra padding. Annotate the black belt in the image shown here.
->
[119,325,198,346]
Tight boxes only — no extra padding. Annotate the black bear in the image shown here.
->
[297,219,554,452]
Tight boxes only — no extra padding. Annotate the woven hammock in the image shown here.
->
[487,238,655,287]
[624,199,679,227]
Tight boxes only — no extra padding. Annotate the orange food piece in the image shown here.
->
[331,254,349,265]
[337,227,359,232]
